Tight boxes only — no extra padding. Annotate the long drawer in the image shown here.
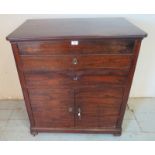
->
[18,39,135,55]
[24,69,129,89]
[21,55,133,72]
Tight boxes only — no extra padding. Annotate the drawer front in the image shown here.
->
[24,69,129,89]
[18,39,135,55]
[28,88,74,128]
[21,55,133,72]
[75,86,123,128]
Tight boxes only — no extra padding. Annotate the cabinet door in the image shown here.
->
[75,86,123,128]
[28,88,74,128]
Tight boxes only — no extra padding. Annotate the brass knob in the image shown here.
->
[72,57,78,65]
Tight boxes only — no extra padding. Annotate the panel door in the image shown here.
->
[75,86,123,128]
[28,88,74,128]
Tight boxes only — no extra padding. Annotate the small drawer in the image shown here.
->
[21,55,133,72]
[18,39,135,55]
[24,69,129,89]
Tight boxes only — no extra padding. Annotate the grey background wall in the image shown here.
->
[0,14,155,99]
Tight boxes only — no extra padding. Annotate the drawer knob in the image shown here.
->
[73,75,78,81]
[72,57,78,65]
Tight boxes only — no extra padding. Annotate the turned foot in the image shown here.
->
[113,132,122,136]
[31,131,38,136]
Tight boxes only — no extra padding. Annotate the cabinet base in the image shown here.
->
[30,127,122,135]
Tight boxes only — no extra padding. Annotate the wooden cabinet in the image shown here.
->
[7,18,147,135]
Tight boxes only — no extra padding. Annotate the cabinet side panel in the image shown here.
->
[117,39,142,128]
[11,43,35,127]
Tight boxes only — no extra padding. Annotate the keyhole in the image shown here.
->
[72,57,78,65]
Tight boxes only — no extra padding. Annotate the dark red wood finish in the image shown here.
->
[6,18,147,41]
[18,39,135,55]
[11,43,35,128]
[24,69,129,89]
[28,88,74,128]
[7,18,147,136]
[21,55,133,72]
[75,86,123,128]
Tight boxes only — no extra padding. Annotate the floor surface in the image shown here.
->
[0,98,155,141]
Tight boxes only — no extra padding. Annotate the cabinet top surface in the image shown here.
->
[7,18,147,41]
